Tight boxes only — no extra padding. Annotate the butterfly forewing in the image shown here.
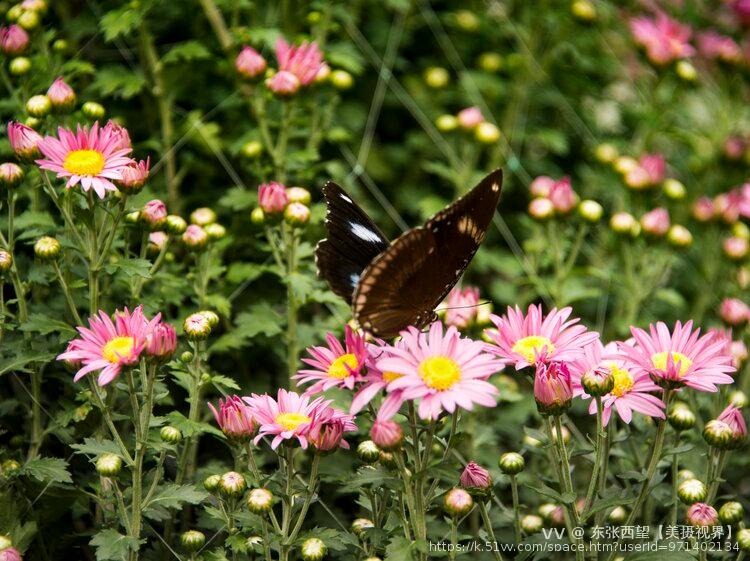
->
[315,182,390,303]
[353,169,503,338]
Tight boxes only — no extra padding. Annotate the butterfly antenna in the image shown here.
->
[434,300,493,313]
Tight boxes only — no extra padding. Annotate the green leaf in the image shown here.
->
[0,351,56,376]
[20,457,72,483]
[163,41,211,64]
[218,186,256,211]
[100,6,143,42]
[385,536,416,561]
[165,411,223,439]
[210,374,240,391]
[90,528,143,561]
[103,258,151,279]
[144,483,208,510]
[91,66,147,99]
[226,262,269,284]
[71,438,125,459]
[20,313,77,336]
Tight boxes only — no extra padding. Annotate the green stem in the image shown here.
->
[284,225,299,385]
[510,475,521,543]
[88,378,134,465]
[583,398,605,516]
[670,432,680,526]
[287,454,320,544]
[52,260,83,325]
[197,0,233,53]
[449,517,458,561]
[477,501,505,561]
[706,449,728,504]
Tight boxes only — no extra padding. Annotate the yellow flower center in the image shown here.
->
[609,364,634,397]
[63,149,105,176]
[328,353,358,379]
[418,356,461,390]
[651,351,693,376]
[102,336,135,363]
[382,371,403,383]
[275,412,311,432]
[512,335,555,364]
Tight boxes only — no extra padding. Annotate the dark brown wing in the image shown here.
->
[353,169,503,338]
[315,182,390,303]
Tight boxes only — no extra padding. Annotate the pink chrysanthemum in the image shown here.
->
[485,304,599,370]
[350,340,406,420]
[629,12,695,65]
[307,404,357,452]
[57,306,162,386]
[36,122,134,198]
[244,389,330,449]
[275,38,323,86]
[444,286,480,329]
[620,321,736,392]
[294,325,369,394]
[208,395,256,439]
[572,341,665,425]
[376,322,503,420]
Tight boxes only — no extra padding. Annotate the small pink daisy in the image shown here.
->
[572,341,665,425]
[244,389,330,450]
[350,340,406,420]
[376,322,503,420]
[485,304,599,370]
[294,325,369,394]
[36,122,134,198]
[620,321,736,392]
[275,38,323,86]
[57,306,162,386]
[307,405,357,452]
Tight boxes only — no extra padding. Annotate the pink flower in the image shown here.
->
[720,298,749,325]
[294,325,369,394]
[36,123,135,198]
[182,224,208,249]
[692,197,715,222]
[370,419,403,450]
[529,176,556,198]
[275,38,323,86]
[528,197,554,220]
[444,286,480,329]
[349,340,406,420]
[698,31,742,63]
[0,25,28,55]
[640,207,670,236]
[375,322,503,420]
[0,162,22,186]
[572,341,665,425]
[307,405,357,452]
[460,461,492,492]
[640,154,666,183]
[103,120,132,151]
[724,236,749,259]
[686,503,718,526]
[141,199,167,229]
[723,136,746,160]
[118,157,150,192]
[245,389,332,449]
[47,77,76,111]
[145,321,176,361]
[8,122,42,160]
[0,547,21,561]
[486,304,599,369]
[457,107,484,129]
[629,12,695,65]
[258,181,289,213]
[620,320,736,391]
[236,46,267,79]
[57,306,162,386]
[267,71,300,95]
[717,404,747,440]
[715,191,742,223]
[208,395,256,439]
[148,231,168,252]
[548,177,576,213]
[733,0,750,26]
[533,361,573,415]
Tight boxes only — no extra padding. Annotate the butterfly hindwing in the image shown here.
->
[315,182,390,303]
[353,169,503,338]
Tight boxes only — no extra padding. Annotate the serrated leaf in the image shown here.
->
[71,438,124,459]
[144,483,208,510]
[91,66,146,99]
[226,262,269,284]
[385,536,416,561]
[0,351,56,376]
[165,411,223,439]
[20,457,72,483]
[163,41,211,64]
[218,186,256,211]
[103,258,151,279]
[20,313,76,336]
[100,7,143,41]
[90,528,142,561]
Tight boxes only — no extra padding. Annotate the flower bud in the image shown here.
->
[475,122,500,144]
[315,63,331,83]
[190,207,216,226]
[287,186,311,205]
[478,52,502,72]
[667,225,693,248]
[284,202,310,226]
[640,207,670,237]
[457,107,483,130]
[250,207,266,225]
[378,450,396,468]
[538,503,557,521]
[369,420,402,450]
[300,538,327,561]
[443,487,474,517]
[258,182,288,214]
[205,223,226,240]
[0,25,28,56]
[738,528,750,552]
[246,536,263,552]
[529,197,554,220]
[350,518,374,536]
[330,69,353,90]
[182,225,208,251]
[686,503,718,527]
[668,403,696,431]
[614,156,638,174]
[118,159,150,193]
[0,536,11,551]
[141,199,167,231]
[203,474,220,492]
[0,163,23,189]
[180,530,205,552]
[0,546,21,561]
[219,471,246,498]
[82,101,106,119]
[581,369,614,397]
[235,46,266,80]
[534,361,572,415]
[247,488,274,514]
[676,60,697,82]
[677,469,695,483]
[607,506,627,524]
[9,57,30,75]
[267,70,300,96]
[610,212,638,235]
[7,122,41,161]
[718,501,743,525]
[159,425,182,443]
[460,462,492,497]
[180,351,194,363]
[730,390,748,408]
[498,452,525,475]
[0,251,12,273]
[571,0,596,21]
[34,236,60,260]
[663,178,686,200]
[357,440,380,463]
[521,514,543,534]
[0,460,20,476]
[52,39,68,52]
[96,453,122,476]
[578,200,603,222]
[436,114,458,132]
[703,419,733,448]
[17,10,39,30]
[692,197,715,222]
[454,10,479,31]
[594,143,618,163]
[724,236,749,260]
[163,215,187,235]
[424,66,449,88]
[242,140,263,158]
[184,312,212,340]
[678,479,707,504]
[47,77,76,112]
[124,211,140,225]
[26,94,51,118]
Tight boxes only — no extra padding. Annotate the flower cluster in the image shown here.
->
[253,181,311,226]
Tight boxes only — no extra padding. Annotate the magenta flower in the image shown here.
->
[460,461,492,492]
[119,157,150,192]
[349,340,406,420]
[208,395,256,440]
[370,419,403,449]
[145,321,176,361]
[235,45,267,79]
[715,191,742,223]
[245,389,331,449]
[457,106,484,129]
[0,25,28,55]
[47,77,76,111]
[572,341,665,425]
[620,321,735,391]
[692,197,715,222]
[295,325,369,394]
[57,306,162,386]
[548,177,576,213]
[375,322,503,420]
[717,404,747,442]
[529,176,556,198]
[697,31,742,63]
[36,123,135,198]
[0,547,21,561]
[141,199,167,229]
[258,181,289,213]
[308,405,357,452]
[267,71,300,96]
[686,503,718,526]
[533,361,573,415]
[629,12,695,65]
[444,286,480,329]
[486,304,599,369]
[640,208,670,236]
[720,298,749,325]
[275,38,324,86]
[103,120,132,151]
[8,122,42,160]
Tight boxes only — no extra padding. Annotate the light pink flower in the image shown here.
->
[629,12,695,65]
[640,207,670,236]
[686,503,718,526]
[141,199,167,228]
[620,320,736,392]
[258,181,289,213]
[0,25,28,55]
[0,547,21,561]
[182,224,208,249]
[460,461,492,491]
[548,177,576,213]
[245,389,331,449]
[720,298,749,325]
[267,71,300,95]
[692,197,715,222]
[294,325,369,394]
[275,38,323,86]
[697,31,742,63]
[485,304,599,369]
[533,361,573,415]
[47,77,76,110]
[8,122,42,160]
[640,154,666,183]
[307,405,357,452]
[145,321,175,361]
[457,107,484,129]
[717,404,747,441]
[36,122,135,198]
[714,191,742,223]
[103,120,132,151]
[444,286,480,329]
[57,306,162,386]
[349,340,406,420]
[370,419,403,449]
[529,176,556,198]
[236,46,267,79]
[724,236,749,259]
[119,157,150,192]
[208,395,257,439]
[375,322,503,420]
[528,197,554,219]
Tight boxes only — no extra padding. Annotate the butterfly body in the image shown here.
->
[316,169,503,338]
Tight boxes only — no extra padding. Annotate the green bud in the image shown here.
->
[204,222,226,240]
[219,471,246,498]
[578,200,603,222]
[1,459,21,475]
[203,474,220,492]
[595,143,618,163]
[52,39,68,52]
[17,9,39,30]
[498,452,525,475]
[475,122,500,144]
[241,140,263,158]
[677,479,707,504]
[718,501,744,525]
[350,518,374,536]
[703,419,734,449]
[26,94,51,117]
[250,207,265,225]
[300,537,327,561]
[330,69,353,90]
[443,487,474,517]
[581,370,614,396]
[571,0,596,21]
[454,10,479,32]
[607,506,627,524]
[477,52,502,73]
[81,101,105,119]
[165,215,187,235]
[0,250,12,273]
[676,60,697,82]
[357,440,380,463]
[663,178,686,200]
[668,403,696,431]
[96,453,122,476]
[737,528,750,551]
[180,530,205,552]
[677,469,696,483]
[0,536,12,550]
[520,514,543,534]
[34,236,60,259]
[436,114,458,132]
[9,57,30,75]
[180,351,194,363]
[160,426,182,444]
[6,5,22,20]
[247,488,274,514]
[730,390,749,408]
[378,450,396,468]
[424,66,449,88]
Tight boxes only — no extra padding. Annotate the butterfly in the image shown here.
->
[315,169,503,339]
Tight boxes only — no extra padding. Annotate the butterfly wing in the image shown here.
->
[315,182,390,303]
[353,169,503,338]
